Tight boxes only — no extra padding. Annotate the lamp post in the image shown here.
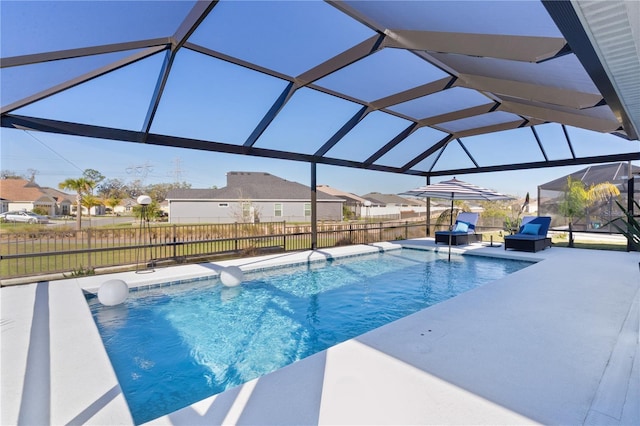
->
[136,195,154,273]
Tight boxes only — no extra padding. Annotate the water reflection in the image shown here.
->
[220,286,242,303]
[95,304,129,330]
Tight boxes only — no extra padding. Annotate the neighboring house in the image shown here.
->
[81,204,106,216]
[360,192,429,219]
[166,171,344,224]
[362,192,407,207]
[0,197,9,214]
[317,185,369,218]
[114,198,137,215]
[40,187,73,216]
[158,200,169,216]
[0,178,73,216]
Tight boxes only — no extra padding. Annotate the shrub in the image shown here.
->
[32,206,49,216]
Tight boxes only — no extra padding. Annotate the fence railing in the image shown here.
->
[0,220,432,281]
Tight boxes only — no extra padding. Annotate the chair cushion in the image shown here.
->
[454,221,469,232]
[521,223,541,235]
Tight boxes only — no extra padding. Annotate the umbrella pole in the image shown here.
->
[448,197,453,262]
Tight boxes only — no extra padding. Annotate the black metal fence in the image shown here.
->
[0,220,430,281]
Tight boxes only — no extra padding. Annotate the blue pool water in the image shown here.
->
[88,249,531,424]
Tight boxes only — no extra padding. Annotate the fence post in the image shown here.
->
[405,221,408,239]
[235,222,239,252]
[379,222,383,241]
[568,222,574,248]
[86,228,92,270]
[283,221,286,250]
[172,224,177,260]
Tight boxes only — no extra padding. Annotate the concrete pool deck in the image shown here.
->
[1,239,638,425]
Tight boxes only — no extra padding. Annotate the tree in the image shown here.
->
[1,170,25,179]
[343,204,354,220]
[559,177,620,246]
[81,194,103,220]
[96,178,128,199]
[82,169,105,190]
[558,177,588,227]
[146,181,191,202]
[435,200,470,228]
[126,179,146,198]
[132,200,161,220]
[27,168,39,181]
[59,177,94,230]
[104,197,122,214]
[230,189,262,223]
[587,182,620,204]
[585,182,620,230]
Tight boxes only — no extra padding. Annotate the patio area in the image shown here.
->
[2,240,638,425]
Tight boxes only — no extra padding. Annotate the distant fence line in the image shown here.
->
[1,220,444,281]
[170,212,422,224]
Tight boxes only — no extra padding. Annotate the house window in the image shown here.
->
[242,202,251,220]
[274,203,282,217]
[304,203,311,217]
[218,203,229,208]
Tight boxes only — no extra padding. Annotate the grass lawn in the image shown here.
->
[479,230,629,251]
[550,238,628,251]
[0,222,53,233]
[550,232,628,251]
[1,221,632,280]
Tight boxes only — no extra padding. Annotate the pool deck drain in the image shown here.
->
[2,240,638,425]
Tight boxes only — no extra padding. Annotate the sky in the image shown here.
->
[1,0,639,200]
[3,126,635,200]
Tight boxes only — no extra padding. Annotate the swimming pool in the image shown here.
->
[88,249,531,424]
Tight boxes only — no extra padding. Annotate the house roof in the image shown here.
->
[167,172,342,202]
[118,198,137,207]
[539,162,640,191]
[2,1,638,180]
[361,192,423,206]
[317,185,369,204]
[117,198,137,207]
[40,187,73,202]
[0,178,67,203]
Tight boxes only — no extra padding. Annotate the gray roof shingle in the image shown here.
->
[361,192,422,206]
[167,172,341,201]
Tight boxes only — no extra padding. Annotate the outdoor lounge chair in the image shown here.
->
[504,216,552,252]
[435,212,480,245]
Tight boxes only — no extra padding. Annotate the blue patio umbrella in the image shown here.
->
[401,178,513,260]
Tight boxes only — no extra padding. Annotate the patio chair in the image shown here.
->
[435,212,480,245]
[504,216,552,252]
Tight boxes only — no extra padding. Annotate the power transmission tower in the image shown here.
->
[126,162,153,181]
[170,157,186,183]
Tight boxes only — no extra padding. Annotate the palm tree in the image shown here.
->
[435,200,470,229]
[559,177,620,246]
[104,197,122,215]
[586,182,620,232]
[58,177,94,230]
[132,200,161,220]
[81,194,103,223]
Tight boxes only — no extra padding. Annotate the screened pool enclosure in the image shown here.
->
[538,162,640,231]
[2,1,639,241]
